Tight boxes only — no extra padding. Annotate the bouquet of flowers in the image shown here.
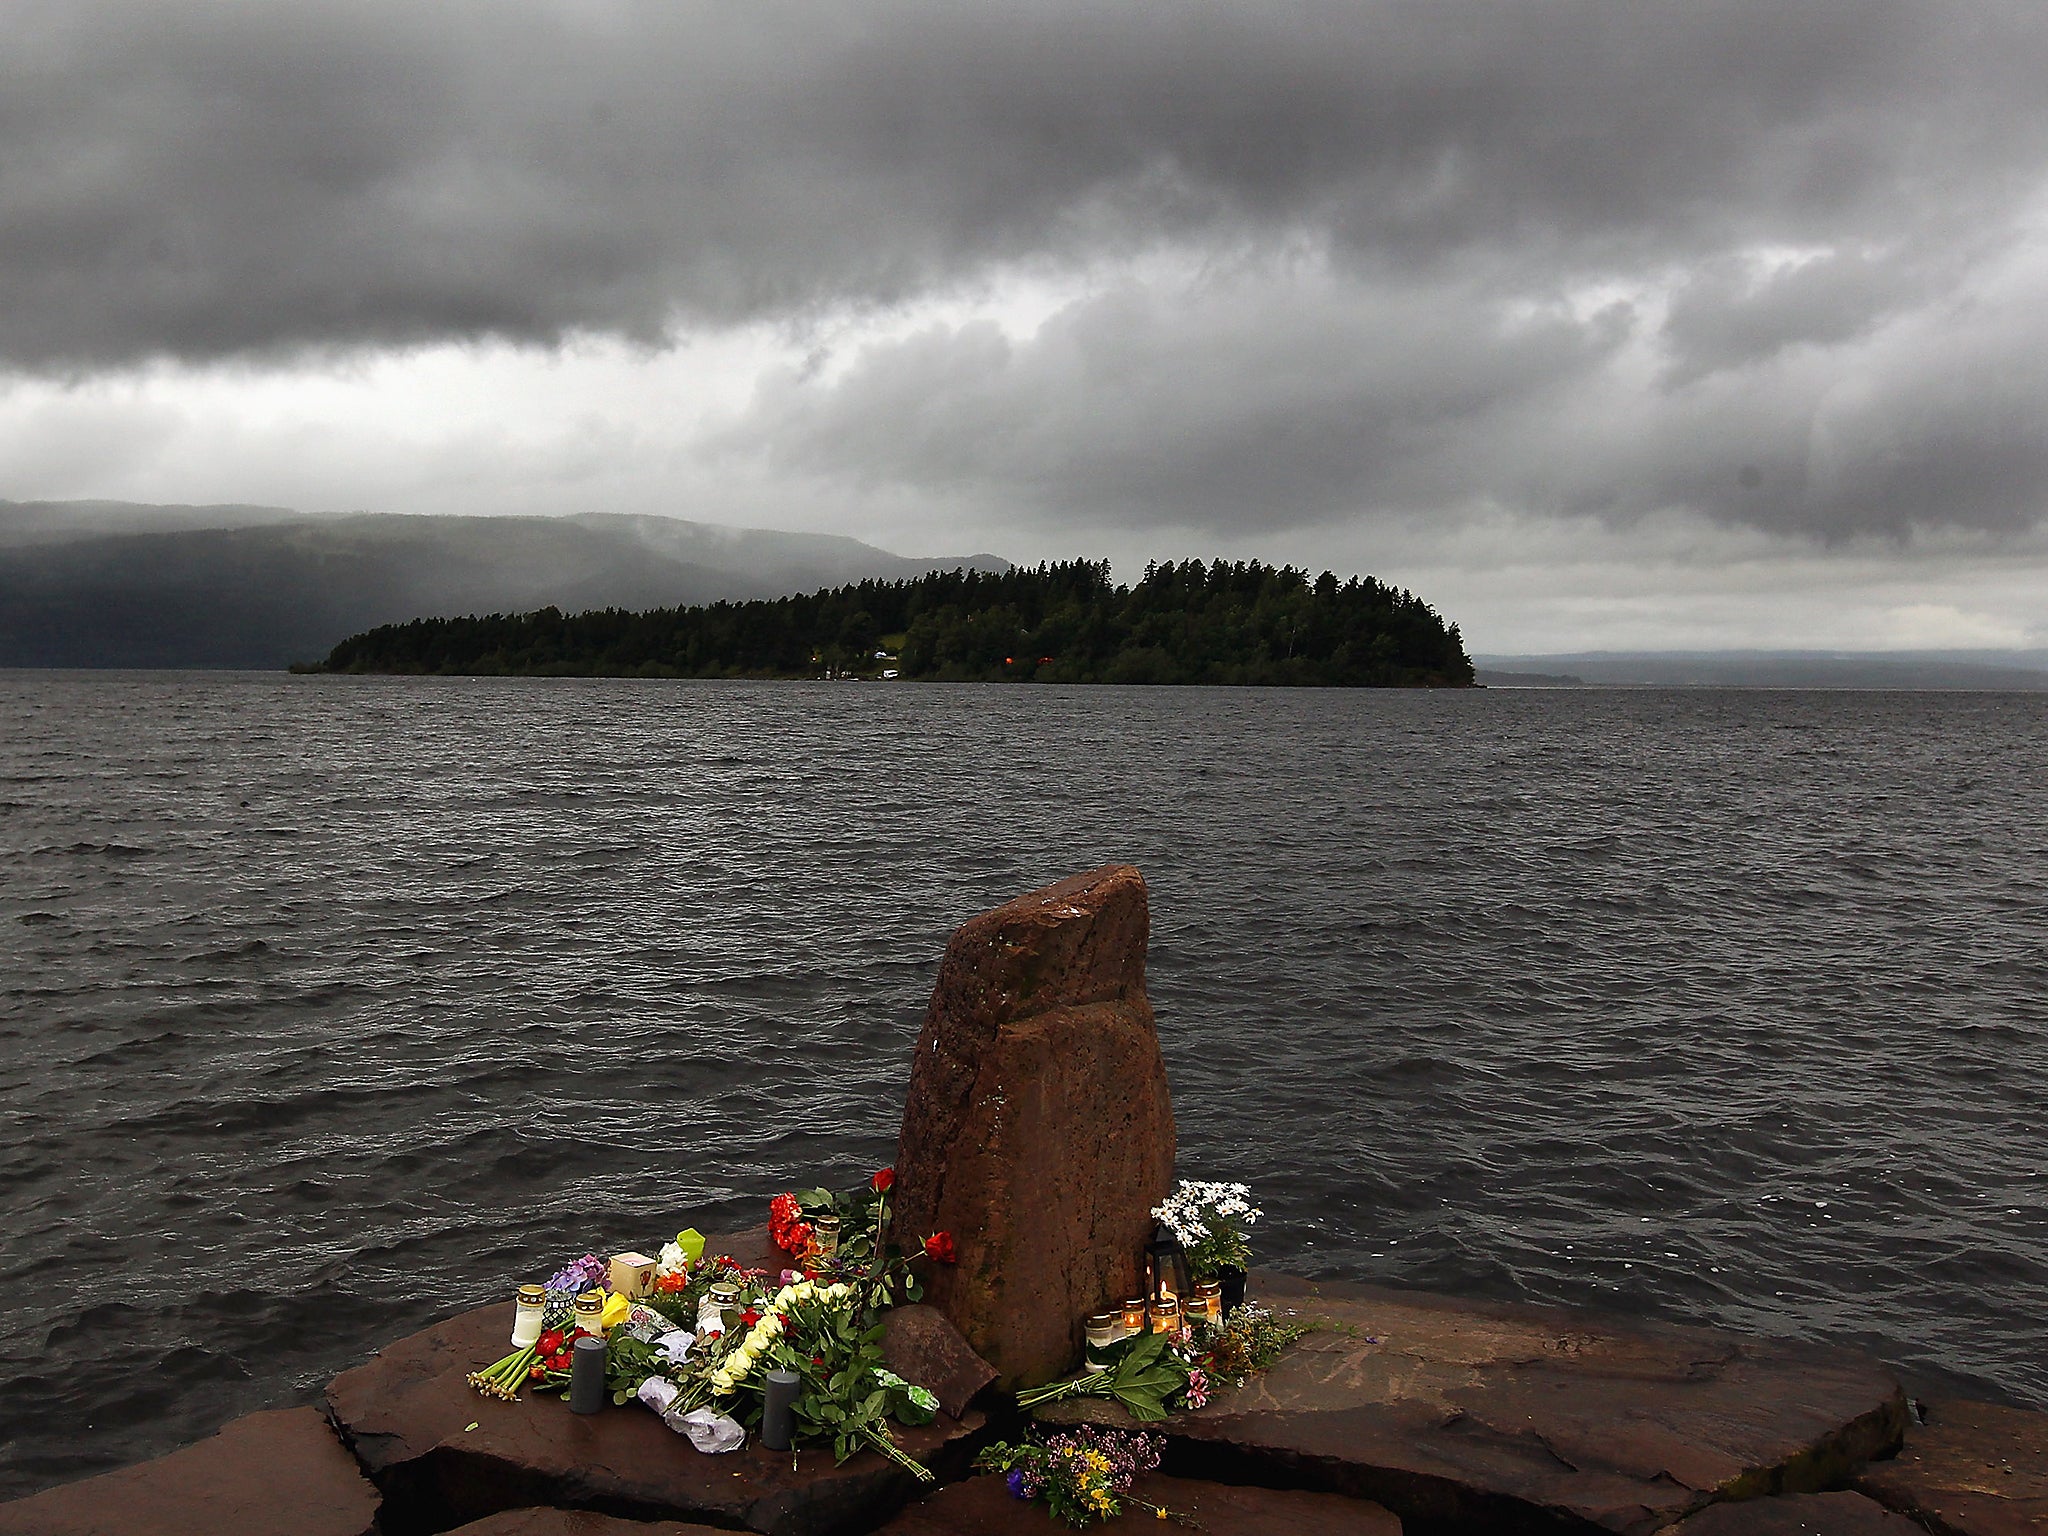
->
[468,1168,955,1481]
[975,1427,1193,1528]
[1151,1180,1261,1280]
[1014,1329,1207,1420]
[1193,1302,1307,1389]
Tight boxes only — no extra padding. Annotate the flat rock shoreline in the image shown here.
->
[3,1250,2041,1536]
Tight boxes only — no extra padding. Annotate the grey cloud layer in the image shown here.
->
[7,0,2048,541]
[8,0,2043,362]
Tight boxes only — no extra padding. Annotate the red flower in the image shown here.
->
[740,1309,762,1328]
[871,1167,895,1192]
[922,1231,956,1264]
[768,1192,813,1255]
[537,1330,565,1356]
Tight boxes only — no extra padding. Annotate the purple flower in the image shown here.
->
[546,1253,607,1293]
[1006,1470,1029,1500]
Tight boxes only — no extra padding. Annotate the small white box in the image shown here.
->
[608,1252,657,1299]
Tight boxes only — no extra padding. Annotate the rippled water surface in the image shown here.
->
[3,672,2046,1498]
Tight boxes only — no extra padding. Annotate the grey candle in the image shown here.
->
[761,1368,800,1450]
[570,1334,607,1414]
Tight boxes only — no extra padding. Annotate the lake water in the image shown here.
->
[2,672,2045,1499]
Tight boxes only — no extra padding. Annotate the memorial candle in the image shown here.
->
[569,1335,607,1414]
[761,1368,800,1450]
[510,1285,546,1348]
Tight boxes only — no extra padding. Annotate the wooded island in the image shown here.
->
[307,558,1474,686]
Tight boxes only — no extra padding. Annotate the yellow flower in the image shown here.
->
[598,1292,633,1330]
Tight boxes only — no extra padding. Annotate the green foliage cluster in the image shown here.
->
[313,558,1473,686]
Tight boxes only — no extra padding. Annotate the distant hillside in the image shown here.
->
[0,500,1008,668]
[313,558,1476,687]
[1474,650,2048,690]
[0,497,307,547]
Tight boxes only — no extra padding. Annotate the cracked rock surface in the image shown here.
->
[1043,1270,1907,1535]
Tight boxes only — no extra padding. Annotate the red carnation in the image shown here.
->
[871,1167,895,1192]
[537,1330,565,1356]
[922,1231,956,1264]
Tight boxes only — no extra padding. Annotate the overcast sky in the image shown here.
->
[5,0,2046,652]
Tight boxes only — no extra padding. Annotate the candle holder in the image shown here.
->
[511,1285,546,1348]
[762,1368,800,1450]
[1119,1296,1148,1337]
[709,1281,742,1336]
[1143,1221,1191,1315]
[1084,1311,1119,1373]
[808,1216,842,1266]
[569,1334,607,1414]
[572,1290,606,1336]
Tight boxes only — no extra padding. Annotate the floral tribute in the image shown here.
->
[1151,1180,1261,1279]
[975,1427,1194,1528]
[465,1167,956,1479]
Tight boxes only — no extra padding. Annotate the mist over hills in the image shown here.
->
[0,500,1009,669]
[1476,651,2048,690]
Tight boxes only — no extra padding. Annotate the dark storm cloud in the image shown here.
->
[7,0,2048,541]
[6,0,2042,363]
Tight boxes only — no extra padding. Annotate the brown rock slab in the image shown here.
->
[878,1471,1401,1534]
[326,1298,986,1536]
[1041,1272,1906,1536]
[882,1304,999,1419]
[1671,1490,1926,1534]
[895,864,1175,1389]
[1855,1397,2048,1536]
[0,1406,379,1536]
[447,1511,729,1536]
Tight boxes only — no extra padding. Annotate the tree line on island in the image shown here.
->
[306,558,1476,686]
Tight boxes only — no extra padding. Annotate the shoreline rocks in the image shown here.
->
[324,1233,989,1536]
[0,1406,379,1536]
[1040,1271,1910,1535]
[9,1271,2048,1536]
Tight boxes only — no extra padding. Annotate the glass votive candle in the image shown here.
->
[572,1289,606,1336]
[710,1280,743,1334]
[1084,1311,1119,1373]
[1119,1296,1148,1336]
[511,1285,546,1348]
[1195,1281,1223,1327]
[810,1216,842,1262]
[1149,1296,1182,1334]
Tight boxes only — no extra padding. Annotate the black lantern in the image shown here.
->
[1143,1220,1191,1311]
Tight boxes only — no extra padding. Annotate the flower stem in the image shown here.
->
[864,1426,934,1483]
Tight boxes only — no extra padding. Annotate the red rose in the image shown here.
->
[537,1330,565,1355]
[740,1309,762,1328]
[871,1167,895,1192]
[922,1231,956,1264]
